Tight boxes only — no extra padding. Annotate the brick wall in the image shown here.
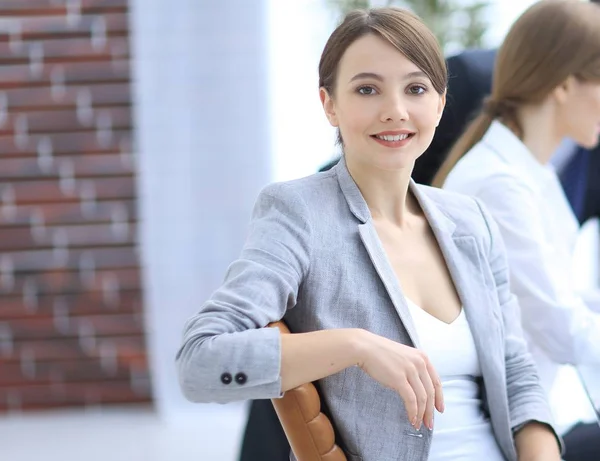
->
[0,0,151,412]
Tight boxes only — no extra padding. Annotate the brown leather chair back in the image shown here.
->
[269,321,347,461]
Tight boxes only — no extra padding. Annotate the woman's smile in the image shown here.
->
[371,130,416,148]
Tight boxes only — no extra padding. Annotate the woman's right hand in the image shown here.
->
[357,330,444,431]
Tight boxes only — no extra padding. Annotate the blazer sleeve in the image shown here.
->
[474,198,563,450]
[176,182,312,404]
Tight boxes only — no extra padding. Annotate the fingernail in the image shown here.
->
[412,416,417,426]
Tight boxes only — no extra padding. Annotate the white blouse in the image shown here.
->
[444,120,600,433]
[406,298,506,461]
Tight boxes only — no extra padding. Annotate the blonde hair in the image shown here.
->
[432,0,600,188]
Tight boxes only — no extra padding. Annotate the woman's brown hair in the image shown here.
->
[318,7,448,145]
[432,0,600,188]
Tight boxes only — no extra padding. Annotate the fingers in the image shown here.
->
[417,361,436,430]
[397,379,419,429]
[426,358,445,414]
[406,368,428,430]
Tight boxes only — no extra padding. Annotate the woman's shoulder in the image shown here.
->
[254,168,340,217]
[260,168,337,197]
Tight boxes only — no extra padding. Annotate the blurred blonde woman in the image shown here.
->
[177,7,561,461]
[435,1,600,460]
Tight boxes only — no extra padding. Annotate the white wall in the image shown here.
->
[485,0,538,47]
[130,0,271,424]
[268,0,338,181]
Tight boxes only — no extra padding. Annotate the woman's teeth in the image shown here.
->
[375,134,409,141]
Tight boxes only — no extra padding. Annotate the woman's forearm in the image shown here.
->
[280,328,367,392]
[514,421,561,461]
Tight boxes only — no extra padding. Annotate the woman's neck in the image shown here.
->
[515,104,563,165]
[345,156,419,226]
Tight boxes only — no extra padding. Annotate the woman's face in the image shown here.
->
[560,78,600,149]
[320,33,445,172]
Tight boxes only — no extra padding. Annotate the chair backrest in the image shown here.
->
[269,321,347,461]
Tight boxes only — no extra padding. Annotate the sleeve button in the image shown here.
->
[220,372,233,385]
[235,372,248,385]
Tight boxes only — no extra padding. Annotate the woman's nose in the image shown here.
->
[380,95,409,122]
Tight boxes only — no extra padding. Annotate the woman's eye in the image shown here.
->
[358,86,377,95]
[408,85,426,95]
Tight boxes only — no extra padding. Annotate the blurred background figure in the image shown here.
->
[435,1,600,461]
[0,1,598,461]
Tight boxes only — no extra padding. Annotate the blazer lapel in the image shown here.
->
[413,185,503,378]
[335,159,421,347]
[440,235,502,368]
[335,159,501,363]
[358,221,421,348]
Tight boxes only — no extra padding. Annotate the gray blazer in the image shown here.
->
[176,158,558,461]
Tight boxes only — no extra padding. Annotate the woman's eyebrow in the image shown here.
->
[348,70,428,83]
[349,72,383,83]
[403,71,428,80]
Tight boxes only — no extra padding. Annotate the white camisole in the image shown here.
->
[406,298,507,461]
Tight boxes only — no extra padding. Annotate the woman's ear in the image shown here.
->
[436,89,447,126]
[552,76,576,105]
[320,87,339,127]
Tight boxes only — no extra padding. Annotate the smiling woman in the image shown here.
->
[319,9,446,165]
[319,32,445,173]
[176,7,561,461]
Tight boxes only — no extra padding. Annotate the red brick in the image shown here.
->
[0,223,137,251]
[6,246,139,272]
[0,37,129,63]
[0,131,132,157]
[0,108,132,136]
[5,82,131,110]
[0,2,146,415]
[0,199,137,226]
[0,153,135,180]
[0,0,128,16]
[0,60,130,87]
[7,176,135,204]
[1,290,142,318]
[0,157,49,179]
[10,335,145,362]
[76,313,145,337]
[0,130,132,156]
[6,313,144,340]
[11,338,88,362]
[0,227,36,250]
[0,13,129,40]
[7,268,142,295]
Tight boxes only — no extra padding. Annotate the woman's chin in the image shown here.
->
[374,152,418,171]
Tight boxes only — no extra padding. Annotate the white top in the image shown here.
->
[406,298,505,461]
[444,121,600,433]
